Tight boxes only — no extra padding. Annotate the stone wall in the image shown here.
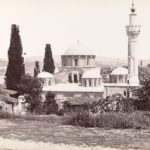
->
[42,90,103,108]
[104,85,127,98]
[0,102,13,114]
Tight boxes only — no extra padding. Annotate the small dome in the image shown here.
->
[82,68,101,78]
[63,41,94,56]
[37,72,54,78]
[111,67,128,75]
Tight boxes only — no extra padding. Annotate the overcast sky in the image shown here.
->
[0,0,150,60]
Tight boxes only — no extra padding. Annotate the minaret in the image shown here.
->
[126,0,141,86]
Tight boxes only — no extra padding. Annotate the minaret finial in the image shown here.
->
[131,0,135,13]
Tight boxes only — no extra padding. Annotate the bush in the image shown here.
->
[0,112,14,119]
[0,112,62,124]
[20,114,62,123]
[43,91,58,114]
[65,111,150,129]
[16,74,42,114]
[57,109,64,116]
[134,79,150,111]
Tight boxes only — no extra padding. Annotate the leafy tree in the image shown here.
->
[43,91,58,114]
[147,64,150,70]
[16,75,42,114]
[101,67,112,83]
[43,44,55,73]
[5,24,25,90]
[34,61,40,77]
[139,66,150,85]
[135,79,150,111]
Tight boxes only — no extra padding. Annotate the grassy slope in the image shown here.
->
[0,117,150,150]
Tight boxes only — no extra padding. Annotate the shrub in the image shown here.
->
[0,112,62,124]
[65,111,150,129]
[134,79,150,111]
[0,112,14,119]
[43,92,58,114]
[57,109,64,116]
[16,74,42,114]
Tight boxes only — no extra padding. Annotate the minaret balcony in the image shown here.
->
[126,25,141,38]
[126,25,141,32]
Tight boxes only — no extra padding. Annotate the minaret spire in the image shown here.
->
[131,0,135,13]
[126,0,141,86]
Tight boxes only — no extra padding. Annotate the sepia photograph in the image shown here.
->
[0,0,150,149]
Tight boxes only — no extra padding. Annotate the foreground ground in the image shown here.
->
[0,117,150,150]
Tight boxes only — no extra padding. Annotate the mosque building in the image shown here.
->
[38,41,104,106]
[37,1,140,105]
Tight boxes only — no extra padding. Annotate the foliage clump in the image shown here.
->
[65,111,150,129]
[43,91,58,114]
[34,61,40,77]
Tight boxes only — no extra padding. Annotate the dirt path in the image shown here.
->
[0,137,120,150]
[0,119,150,150]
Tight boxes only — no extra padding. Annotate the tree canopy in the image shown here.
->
[16,75,42,113]
[135,79,150,111]
[43,44,55,74]
[34,61,40,77]
[5,24,25,90]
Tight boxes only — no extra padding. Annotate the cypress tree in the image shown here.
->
[5,24,25,90]
[34,61,40,77]
[43,44,55,73]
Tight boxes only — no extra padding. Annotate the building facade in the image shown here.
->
[38,1,141,105]
[38,42,104,105]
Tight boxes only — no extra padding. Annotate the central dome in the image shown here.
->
[64,41,94,56]
[111,67,128,75]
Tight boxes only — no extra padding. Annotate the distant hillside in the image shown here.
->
[0,55,150,78]
[95,56,127,68]
[24,55,61,75]
[95,56,150,68]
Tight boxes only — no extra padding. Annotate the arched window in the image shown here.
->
[84,80,86,87]
[119,75,123,83]
[41,79,45,85]
[49,80,51,85]
[99,79,101,86]
[94,79,97,87]
[74,74,78,83]
[63,57,66,66]
[79,73,82,83]
[74,58,78,66]
[89,79,92,87]
[68,74,72,83]
[87,57,90,65]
